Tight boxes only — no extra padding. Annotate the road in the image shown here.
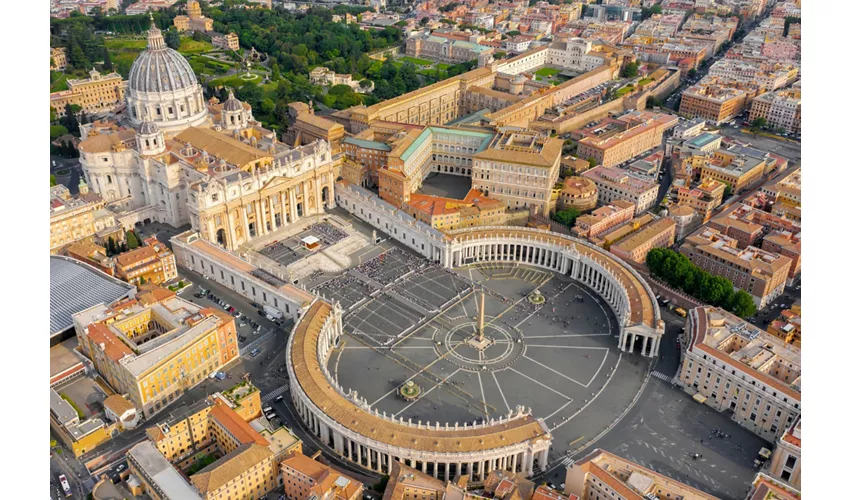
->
[538,312,769,500]
[51,155,84,194]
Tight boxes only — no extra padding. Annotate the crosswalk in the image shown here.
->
[652,371,674,383]
[262,384,290,403]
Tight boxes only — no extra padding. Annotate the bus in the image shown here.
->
[59,474,72,497]
[674,307,687,318]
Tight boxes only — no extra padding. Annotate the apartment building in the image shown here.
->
[680,307,800,441]
[699,149,767,193]
[572,111,678,167]
[708,60,799,91]
[610,217,676,264]
[768,417,801,489]
[581,166,660,213]
[565,449,720,500]
[681,227,791,309]
[114,236,178,285]
[212,32,240,52]
[50,68,127,117]
[50,184,110,254]
[680,81,748,125]
[572,200,636,240]
[51,47,67,70]
[708,203,800,248]
[404,190,527,231]
[472,128,562,213]
[73,288,239,418]
[281,452,364,500]
[127,441,203,500]
[676,178,725,222]
[131,388,302,500]
[748,88,801,135]
[766,304,801,347]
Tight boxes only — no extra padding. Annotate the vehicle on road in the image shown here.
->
[275,395,285,402]
[250,348,261,357]
[59,474,72,497]
[674,307,687,318]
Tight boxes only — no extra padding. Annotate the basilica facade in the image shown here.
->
[78,23,336,248]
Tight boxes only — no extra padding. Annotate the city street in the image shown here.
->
[51,155,84,194]
[539,312,769,500]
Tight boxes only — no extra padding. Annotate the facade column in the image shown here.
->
[346,438,352,460]
[433,461,439,478]
[366,447,372,469]
[240,205,250,239]
[629,333,636,353]
[289,189,298,222]
[269,195,278,231]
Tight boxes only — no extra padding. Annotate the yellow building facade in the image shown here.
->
[50,68,127,117]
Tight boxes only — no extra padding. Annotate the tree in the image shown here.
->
[552,208,581,228]
[192,30,204,42]
[493,51,507,60]
[62,103,80,135]
[395,20,408,28]
[723,184,733,198]
[50,125,69,140]
[102,47,113,71]
[107,236,117,256]
[50,175,57,187]
[688,68,697,78]
[646,95,662,108]
[621,62,638,78]
[139,276,146,285]
[419,17,430,26]
[165,29,181,50]
[126,230,140,250]
[727,290,757,318]
[507,30,521,37]
[587,157,598,168]
[752,117,767,129]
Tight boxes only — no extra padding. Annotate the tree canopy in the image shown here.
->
[646,248,758,318]
[552,208,581,228]
[621,62,638,78]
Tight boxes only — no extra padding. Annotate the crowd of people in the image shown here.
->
[309,222,348,245]
[312,274,376,309]
[355,247,425,285]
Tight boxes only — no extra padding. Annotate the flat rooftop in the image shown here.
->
[128,441,202,499]
[51,256,135,337]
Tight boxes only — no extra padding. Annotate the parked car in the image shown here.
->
[215,372,227,381]
[250,348,261,357]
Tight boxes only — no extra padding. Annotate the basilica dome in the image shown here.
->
[125,19,208,134]
[128,30,198,93]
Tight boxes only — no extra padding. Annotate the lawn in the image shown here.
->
[638,78,654,86]
[50,72,70,92]
[179,38,213,54]
[187,55,234,76]
[106,36,215,77]
[186,454,218,475]
[616,85,635,97]
[436,63,451,71]
[534,67,561,78]
[399,56,434,66]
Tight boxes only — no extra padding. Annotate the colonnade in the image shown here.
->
[445,235,662,358]
[287,300,552,482]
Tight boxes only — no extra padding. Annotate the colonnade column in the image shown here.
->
[269,195,277,231]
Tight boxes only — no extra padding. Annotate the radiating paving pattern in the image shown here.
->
[328,262,648,452]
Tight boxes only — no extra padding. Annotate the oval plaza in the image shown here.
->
[282,183,664,480]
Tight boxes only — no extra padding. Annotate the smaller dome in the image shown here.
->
[223,89,242,112]
[139,120,160,135]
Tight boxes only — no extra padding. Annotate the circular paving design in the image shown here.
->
[435,318,527,371]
